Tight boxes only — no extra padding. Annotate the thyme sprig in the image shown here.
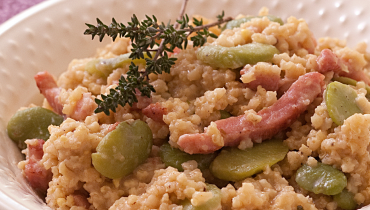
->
[84,10,232,115]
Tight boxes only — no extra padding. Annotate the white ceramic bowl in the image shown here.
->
[1,0,370,209]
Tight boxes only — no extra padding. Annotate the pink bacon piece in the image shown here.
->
[106,122,120,133]
[24,139,52,195]
[142,102,168,124]
[177,72,325,154]
[131,91,152,110]
[120,89,153,111]
[240,67,280,91]
[110,82,152,111]
[34,71,63,115]
[317,49,370,85]
[35,71,97,121]
[69,92,97,121]
[167,47,182,57]
[71,190,91,209]
[72,194,90,208]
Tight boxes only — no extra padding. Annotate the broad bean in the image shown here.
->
[85,52,150,78]
[333,189,357,210]
[182,184,221,210]
[220,110,231,119]
[159,143,217,171]
[333,76,370,99]
[295,162,347,195]
[210,139,288,181]
[196,43,279,69]
[325,81,362,125]
[92,120,152,179]
[7,107,63,149]
[223,15,283,30]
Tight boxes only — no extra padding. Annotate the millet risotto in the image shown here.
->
[7,7,370,210]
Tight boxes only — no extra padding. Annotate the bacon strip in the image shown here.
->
[72,194,90,208]
[106,122,120,133]
[71,189,91,208]
[317,49,370,85]
[242,74,280,91]
[24,139,52,195]
[240,67,280,91]
[177,72,325,154]
[167,47,182,57]
[142,103,167,124]
[34,71,63,115]
[69,92,97,121]
[131,90,153,110]
[35,71,97,121]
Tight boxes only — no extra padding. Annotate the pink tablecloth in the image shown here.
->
[0,0,45,24]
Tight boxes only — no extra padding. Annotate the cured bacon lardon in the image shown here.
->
[177,72,325,154]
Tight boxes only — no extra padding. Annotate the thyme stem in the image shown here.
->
[84,4,233,115]
[174,0,189,29]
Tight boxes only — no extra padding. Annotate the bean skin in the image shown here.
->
[91,120,153,179]
[181,184,222,210]
[85,52,150,78]
[7,107,63,150]
[210,139,288,181]
[219,110,231,119]
[159,143,217,171]
[333,189,357,210]
[295,162,347,195]
[325,81,362,125]
[333,76,370,99]
[196,43,279,69]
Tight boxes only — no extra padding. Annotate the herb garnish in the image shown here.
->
[84,0,232,115]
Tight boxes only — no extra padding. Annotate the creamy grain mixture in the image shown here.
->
[14,8,370,210]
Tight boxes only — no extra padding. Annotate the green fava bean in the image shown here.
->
[333,189,357,210]
[7,107,63,149]
[85,52,150,78]
[210,139,288,181]
[92,120,153,179]
[220,110,231,119]
[325,81,362,125]
[333,76,358,87]
[196,43,279,69]
[159,143,217,171]
[333,76,370,99]
[223,15,283,30]
[295,162,347,195]
[182,184,222,210]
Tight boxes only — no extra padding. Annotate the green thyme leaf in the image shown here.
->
[85,10,233,115]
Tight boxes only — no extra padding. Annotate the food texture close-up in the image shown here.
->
[2,0,370,210]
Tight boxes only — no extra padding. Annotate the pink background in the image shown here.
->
[0,0,45,24]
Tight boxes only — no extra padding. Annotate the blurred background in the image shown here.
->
[0,0,44,24]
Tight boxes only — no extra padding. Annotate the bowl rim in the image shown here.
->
[0,1,60,209]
